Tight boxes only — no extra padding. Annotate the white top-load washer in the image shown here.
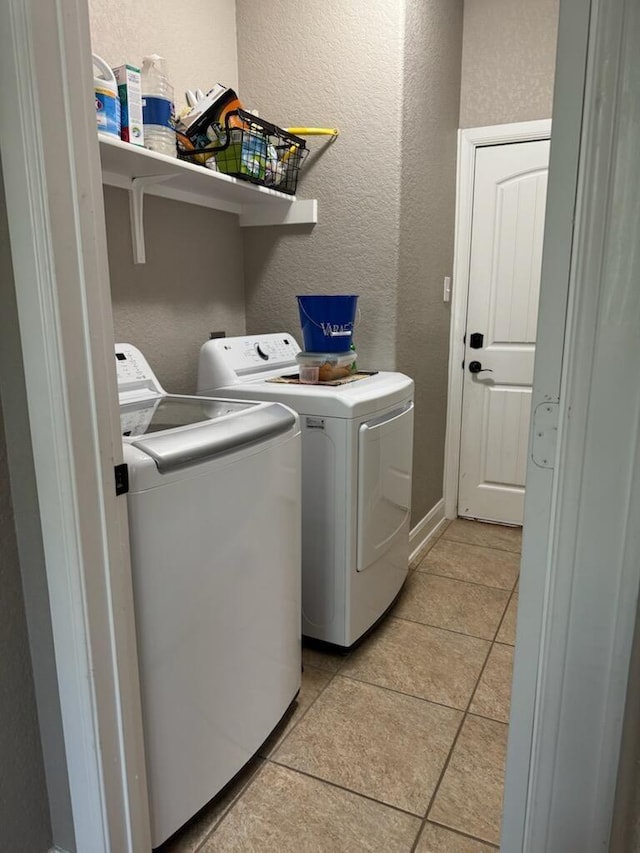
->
[116,344,301,848]
[197,333,414,649]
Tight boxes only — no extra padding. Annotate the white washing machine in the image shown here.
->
[116,344,301,848]
[197,333,414,649]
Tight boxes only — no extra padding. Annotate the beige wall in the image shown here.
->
[89,1,244,392]
[460,0,559,128]
[397,0,463,519]
[104,188,246,392]
[237,0,463,523]
[237,0,404,370]
[88,0,238,108]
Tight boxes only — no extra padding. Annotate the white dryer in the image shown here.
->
[197,333,414,649]
[116,344,301,848]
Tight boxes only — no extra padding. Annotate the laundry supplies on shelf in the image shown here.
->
[113,64,144,146]
[178,105,308,195]
[141,54,176,157]
[93,54,120,138]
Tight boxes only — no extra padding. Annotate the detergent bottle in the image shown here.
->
[93,54,120,138]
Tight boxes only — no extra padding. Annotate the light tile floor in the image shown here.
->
[160,519,520,853]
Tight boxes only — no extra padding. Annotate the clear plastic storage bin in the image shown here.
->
[295,351,356,384]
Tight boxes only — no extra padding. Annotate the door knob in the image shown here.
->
[469,361,493,374]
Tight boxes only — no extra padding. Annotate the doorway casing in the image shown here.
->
[443,119,552,520]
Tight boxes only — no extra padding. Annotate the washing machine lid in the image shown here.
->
[121,395,295,472]
[120,396,253,437]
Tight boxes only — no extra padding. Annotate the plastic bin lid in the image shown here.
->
[295,351,356,367]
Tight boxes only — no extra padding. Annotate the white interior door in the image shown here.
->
[458,140,549,524]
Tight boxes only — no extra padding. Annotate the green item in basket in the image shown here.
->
[215,129,267,180]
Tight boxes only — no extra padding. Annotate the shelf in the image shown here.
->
[98,134,318,263]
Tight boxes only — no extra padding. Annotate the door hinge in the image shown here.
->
[531,401,559,469]
[114,463,129,496]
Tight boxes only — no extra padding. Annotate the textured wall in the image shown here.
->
[237,0,463,523]
[0,398,52,852]
[460,0,559,128]
[397,0,463,520]
[104,188,246,392]
[237,0,404,370]
[89,1,244,394]
[88,0,238,110]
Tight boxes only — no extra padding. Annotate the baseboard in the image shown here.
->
[409,498,446,563]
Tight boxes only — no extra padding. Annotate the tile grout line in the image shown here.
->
[336,671,482,716]
[198,663,346,851]
[409,574,515,852]
[266,757,427,822]
[211,562,517,849]
[467,581,516,712]
[439,537,522,556]
[192,759,268,853]
[413,567,518,592]
[197,536,519,852]
[265,660,345,755]
[409,646,491,853]
[440,528,522,555]
[392,611,505,643]
[259,582,482,838]
[425,819,500,850]
[273,662,475,761]
[463,707,511,727]
[493,577,519,646]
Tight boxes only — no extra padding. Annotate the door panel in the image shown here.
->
[482,385,532,488]
[357,403,413,572]
[459,141,549,524]
[491,173,547,344]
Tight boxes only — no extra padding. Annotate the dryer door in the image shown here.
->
[357,401,414,572]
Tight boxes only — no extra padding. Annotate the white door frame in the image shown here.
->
[503,0,640,847]
[443,119,552,520]
[0,0,150,850]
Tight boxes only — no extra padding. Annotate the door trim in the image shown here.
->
[443,120,552,519]
[504,0,640,847]
[409,498,446,563]
[0,0,150,849]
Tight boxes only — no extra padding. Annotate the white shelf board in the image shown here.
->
[97,134,317,261]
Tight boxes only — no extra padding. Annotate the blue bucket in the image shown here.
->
[297,295,358,353]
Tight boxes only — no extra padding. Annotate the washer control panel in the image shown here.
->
[115,343,164,399]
